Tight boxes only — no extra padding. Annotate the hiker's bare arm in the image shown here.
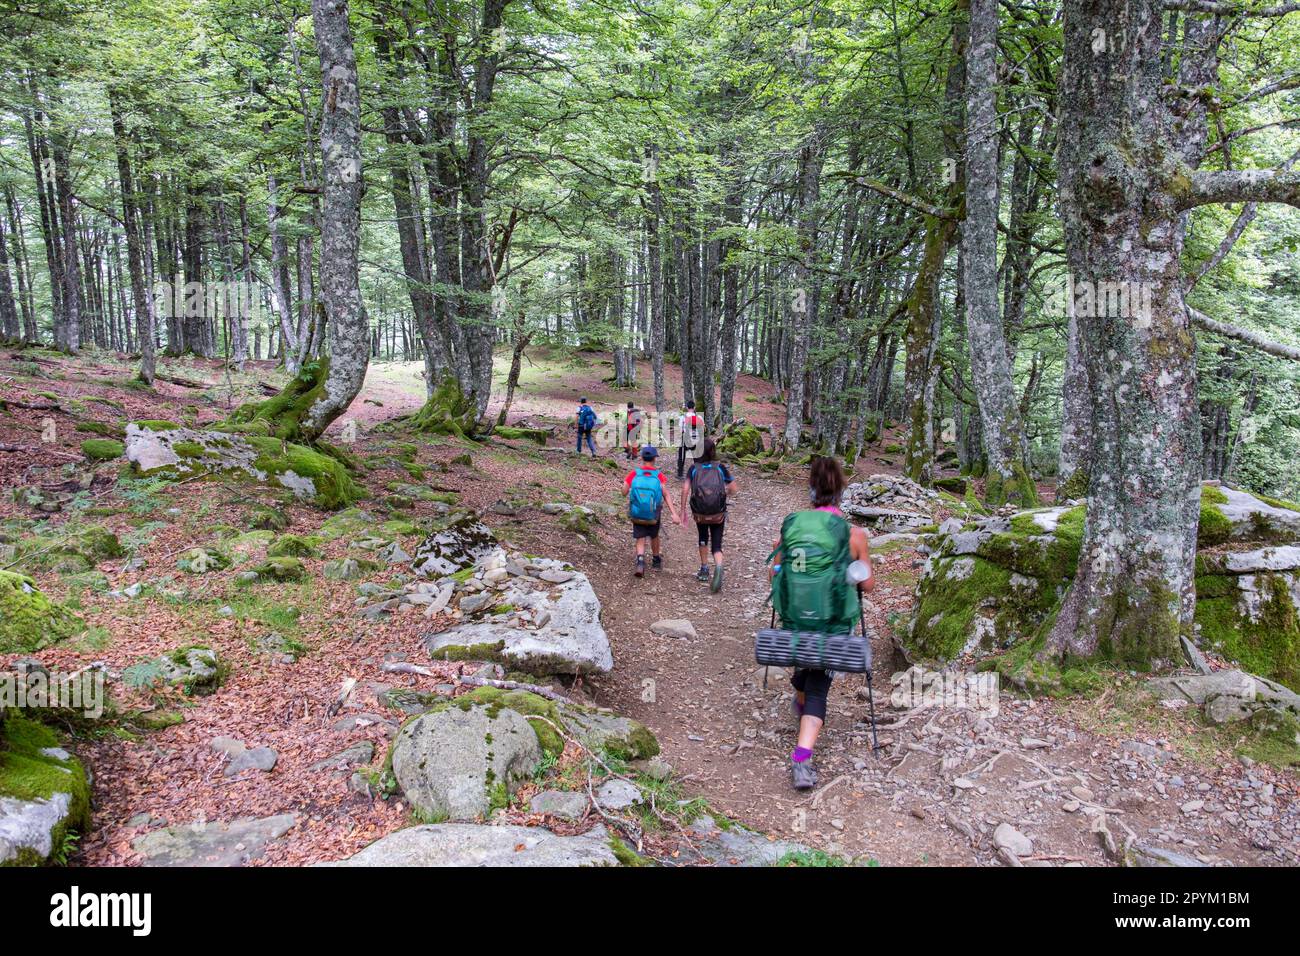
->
[850,526,875,593]
[725,480,737,496]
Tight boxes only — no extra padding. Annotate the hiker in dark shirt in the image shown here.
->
[574,397,598,456]
[678,437,735,592]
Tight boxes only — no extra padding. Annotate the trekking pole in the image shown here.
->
[859,591,881,752]
[763,607,775,690]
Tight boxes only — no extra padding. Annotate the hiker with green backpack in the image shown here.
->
[624,445,681,577]
[678,437,735,592]
[767,456,873,791]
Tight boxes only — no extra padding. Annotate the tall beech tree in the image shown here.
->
[1047,0,1300,668]
[300,0,368,441]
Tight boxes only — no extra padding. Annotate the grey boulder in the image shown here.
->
[389,702,542,821]
[132,814,297,867]
[321,823,617,867]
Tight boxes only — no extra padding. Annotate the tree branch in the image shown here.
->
[1177,168,1300,210]
[1164,0,1300,14]
[1190,308,1300,361]
[850,175,958,221]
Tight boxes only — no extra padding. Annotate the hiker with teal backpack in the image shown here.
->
[624,445,681,577]
[768,456,873,790]
[678,437,735,592]
[574,397,598,457]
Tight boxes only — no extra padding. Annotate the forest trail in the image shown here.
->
[1,349,1294,867]
[569,464,1296,866]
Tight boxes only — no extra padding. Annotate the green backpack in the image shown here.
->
[769,510,858,635]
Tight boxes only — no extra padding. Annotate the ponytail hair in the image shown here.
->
[809,455,846,508]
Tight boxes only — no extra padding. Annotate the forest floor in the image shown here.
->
[1,343,1295,866]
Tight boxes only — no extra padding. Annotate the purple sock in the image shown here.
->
[791,747,813,763]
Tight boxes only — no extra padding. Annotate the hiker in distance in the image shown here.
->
[625,445,681,578]
[574,396,598,457]
[624,401,644,460]
[769,456,873,791]
[679,437,735,593]
[677,400,704,479]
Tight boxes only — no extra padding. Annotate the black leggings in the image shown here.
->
[791,669,833,721]
[696,520,724,555]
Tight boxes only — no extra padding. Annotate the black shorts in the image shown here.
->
[696,520,724,553]
[631,521,661,539]
[791,669,834,721]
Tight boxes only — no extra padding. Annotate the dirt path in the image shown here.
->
[570,465,1297,867]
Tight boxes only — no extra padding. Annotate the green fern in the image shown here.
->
[122,659,165,690]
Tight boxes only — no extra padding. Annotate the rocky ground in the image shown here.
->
[0,344,1296,867]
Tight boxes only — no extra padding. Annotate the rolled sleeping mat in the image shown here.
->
[754,628,873,673]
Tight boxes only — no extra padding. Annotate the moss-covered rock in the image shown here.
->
[80,438,124,461]
[125,422,360,511]
[1194,550,1300,692]
[177,547,229,574]
[429,686,658,765]
[716,421,764,460]
[0,570,83,653]
[266,534,322,559]
[906,485,1300,691]
[315,507,376,542]
[157,646,225,695]
[0,715,91,865]
[249,505,290,532]
[249,556,307,582]
[933,476,968,496]
[493,426,548,445]
[12,526,125,574]
[323,557,379,580]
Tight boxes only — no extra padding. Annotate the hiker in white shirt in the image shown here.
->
[677,400,704,479]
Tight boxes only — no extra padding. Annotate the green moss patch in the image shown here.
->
[406,375,478,438]
[228,360,329,442]
[0,570,84,654]
[493,426,548,445]
[0,715,91,865]
[266,534,322,559]
[717,423,764,459]
[1194,572,1300,692]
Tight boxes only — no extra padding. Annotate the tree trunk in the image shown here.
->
[263,157,299,374]
[646,145,666,414]
[783,137,824,447]
[301,0,370,441]
[960,0,1036,505]
[109,90,156,384]
[1045,0,1202,667]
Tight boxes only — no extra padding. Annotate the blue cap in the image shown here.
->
[641,445,658,460]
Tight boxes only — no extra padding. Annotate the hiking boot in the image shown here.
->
[710,563,724,593]
[695,566,710,583]
[634,555,645,578]
[651,554,663,572]
[791,758,818,791]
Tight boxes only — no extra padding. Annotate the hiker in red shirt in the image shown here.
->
[677,400,703,479]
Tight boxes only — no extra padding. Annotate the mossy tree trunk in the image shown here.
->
[302,0,369,444]
[900,5,966,486]
[960,0,1037,509]
[1046,0,1205,665]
